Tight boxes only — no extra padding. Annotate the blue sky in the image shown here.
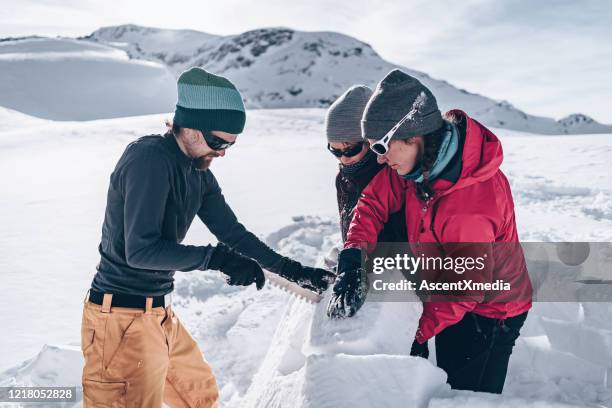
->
[2,0,611,122]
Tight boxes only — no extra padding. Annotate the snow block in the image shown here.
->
[540,317,609,368]
[510,336,606,387]
[238,267,448,408]
[303,353,446,408]
[306,269,423,356]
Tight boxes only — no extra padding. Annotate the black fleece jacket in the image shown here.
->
[91,133,285,296]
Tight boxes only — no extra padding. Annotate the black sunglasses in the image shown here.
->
[327,142,364,158]
[202,131,235,151]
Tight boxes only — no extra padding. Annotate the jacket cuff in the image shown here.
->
[199,244,220,270]
[262,255,290,275]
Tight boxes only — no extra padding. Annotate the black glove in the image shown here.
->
[410,339,429,359]
[277,258,336,294]
[208,244,265,290]
[327,248,368,319]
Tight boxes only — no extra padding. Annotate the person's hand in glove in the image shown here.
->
[327,248,368,319]
[208,243,265,289]
[277,258,336,294]
[410,338,429,359]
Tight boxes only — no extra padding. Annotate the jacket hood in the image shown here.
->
[436,109,504,194]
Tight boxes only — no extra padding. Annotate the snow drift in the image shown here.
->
[0,37,176,120]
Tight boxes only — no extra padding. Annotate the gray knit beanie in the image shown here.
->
[325,85,373,143]
[362,69,443,140]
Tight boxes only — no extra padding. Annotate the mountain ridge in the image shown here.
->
[1,23,609,134]
[82,24,612,134]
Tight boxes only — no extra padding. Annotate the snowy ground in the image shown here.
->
[1,107,611,407]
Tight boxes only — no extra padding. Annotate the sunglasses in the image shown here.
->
[327,142,364,158]
[370,110,415,156]
[202,131,235,151]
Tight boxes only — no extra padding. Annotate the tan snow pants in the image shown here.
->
[80,291,219,407]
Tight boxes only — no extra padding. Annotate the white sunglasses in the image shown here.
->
[370,110,415,156]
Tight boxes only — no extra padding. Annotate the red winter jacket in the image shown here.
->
[345,110,532,344]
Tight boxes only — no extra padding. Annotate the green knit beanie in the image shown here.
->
[173,67,246,134]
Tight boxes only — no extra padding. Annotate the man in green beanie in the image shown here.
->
[80,67,334,407]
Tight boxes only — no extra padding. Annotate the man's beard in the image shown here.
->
[194,154,218,170]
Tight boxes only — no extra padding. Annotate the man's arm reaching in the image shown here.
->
[197,171,334,292]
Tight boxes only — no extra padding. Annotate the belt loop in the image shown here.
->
[164,293,172,313]
[101,293,113,313]
[83,288,91,305]
[145,297,153,314]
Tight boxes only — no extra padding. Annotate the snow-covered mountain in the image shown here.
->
[83,24,612,135]
[556,113,612,134]
[1,24,610,134]
[79,24,220,66]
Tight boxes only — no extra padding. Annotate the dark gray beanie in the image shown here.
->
[325,85,373,143]
[362,69,443,140]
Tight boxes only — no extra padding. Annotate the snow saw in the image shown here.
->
[262,244,341,303]
[263,270,325,303]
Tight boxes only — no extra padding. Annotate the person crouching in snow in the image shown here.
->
[324,84,406,313]
[327,69,533,394]
[80,67,335,407]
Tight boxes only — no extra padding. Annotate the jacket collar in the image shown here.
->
[163,132,195,168]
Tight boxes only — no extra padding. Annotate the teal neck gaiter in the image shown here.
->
[402,121,459,183]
